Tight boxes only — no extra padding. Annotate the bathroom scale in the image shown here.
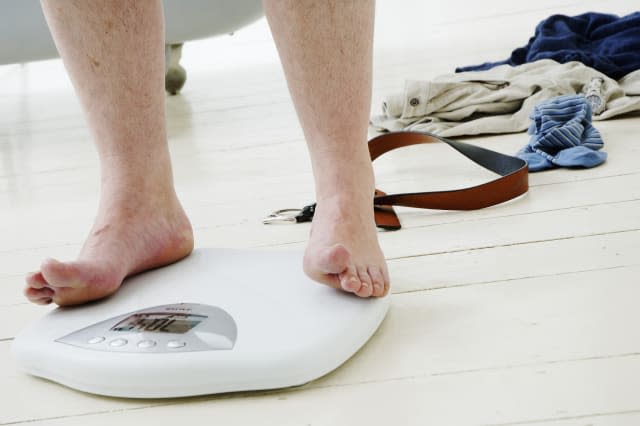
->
[12,249,389,398]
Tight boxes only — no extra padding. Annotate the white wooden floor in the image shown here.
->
[1,1,639,425]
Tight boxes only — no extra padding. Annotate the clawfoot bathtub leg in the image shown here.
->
[165,43,186,95]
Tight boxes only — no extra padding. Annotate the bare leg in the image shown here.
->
[24,1,193,306]
[264,0,388,297]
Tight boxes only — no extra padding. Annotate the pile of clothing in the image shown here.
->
[371,12,640,172]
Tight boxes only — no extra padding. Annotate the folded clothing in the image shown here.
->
[517,95,607,172]
[456,12,640,80]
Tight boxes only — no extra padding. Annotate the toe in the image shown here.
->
[24,286,54,303]
[26,271,48,289]
[368,266,386,297]
[356,266,374,298]
[381,266,391,296]
[40,258,86,289]
[24,271,55,303]
[338,264,361,294]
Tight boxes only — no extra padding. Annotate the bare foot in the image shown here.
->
[303,192,390,298]
[24,190,193,306]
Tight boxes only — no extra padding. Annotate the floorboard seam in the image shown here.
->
[386,228,640,261]
[480,408,640,426]
[392,264,640,295]
[529,171,640,187]
[396,198,640,233]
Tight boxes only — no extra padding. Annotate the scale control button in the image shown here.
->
[109,338,128,347]
[137,340,156,349]
[167,340,186,349]
[87,337,105,344]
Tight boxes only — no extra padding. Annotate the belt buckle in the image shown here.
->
[262,209,302,224]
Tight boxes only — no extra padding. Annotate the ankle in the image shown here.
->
[315,166,375,201]
[314,192,376,228]
[97,181,182,214]
[100,165,176,198]
[316,187,373,206]
[316,181,375,205]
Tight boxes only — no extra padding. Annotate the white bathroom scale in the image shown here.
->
[12,249,389,398]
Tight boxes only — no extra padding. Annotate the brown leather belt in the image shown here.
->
[264,131,529,230]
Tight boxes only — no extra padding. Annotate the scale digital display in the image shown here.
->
[110,312,206,334]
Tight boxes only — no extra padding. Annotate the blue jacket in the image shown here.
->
[456,12,640,80]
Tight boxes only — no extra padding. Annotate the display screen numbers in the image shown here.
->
[111,312,206,334]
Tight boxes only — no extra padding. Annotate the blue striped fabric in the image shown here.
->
[516,95,607,172]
